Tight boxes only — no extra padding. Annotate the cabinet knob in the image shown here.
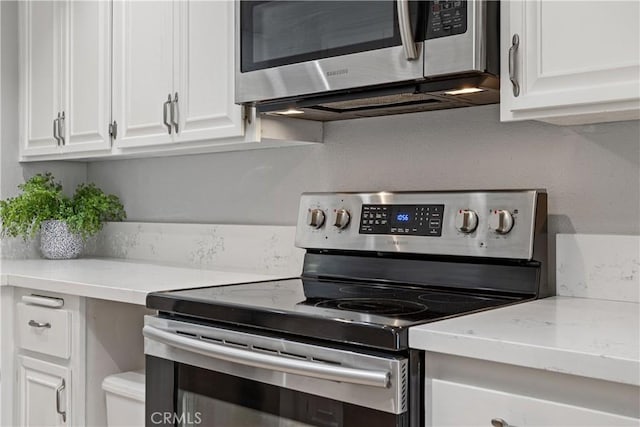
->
[491,418,510,427]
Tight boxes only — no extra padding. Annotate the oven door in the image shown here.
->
[235,0,426,104]
[144,315,412,426]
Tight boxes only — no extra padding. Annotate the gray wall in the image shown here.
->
[87,105,640,238]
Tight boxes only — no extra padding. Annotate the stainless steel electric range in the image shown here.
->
[144,190,548,427]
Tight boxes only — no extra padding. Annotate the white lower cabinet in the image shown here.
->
[2,288,150,426]
[17,356,70,427]
[1,289,86,426]
[431,379,638,427]
[424,352,639,427]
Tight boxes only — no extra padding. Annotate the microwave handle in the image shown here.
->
[397,0,419,60]
[143,325,391,388]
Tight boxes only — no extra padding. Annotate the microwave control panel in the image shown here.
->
[427,0,467,39]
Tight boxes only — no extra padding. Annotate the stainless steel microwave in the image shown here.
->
[235,0,499,121]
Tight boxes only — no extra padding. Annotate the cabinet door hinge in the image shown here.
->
[109,120,118,139]
[243,105,253,125]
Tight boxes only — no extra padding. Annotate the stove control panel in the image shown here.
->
[296,191,547,260]
[359,204,444,236]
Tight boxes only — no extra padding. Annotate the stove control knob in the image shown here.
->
[307,209,325,229]
[455,209,478,233]
[489,209,514,234]
[333,209,351,230]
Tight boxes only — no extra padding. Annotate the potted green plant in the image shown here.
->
[0,173,126,259]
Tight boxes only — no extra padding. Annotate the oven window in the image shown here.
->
[179,391,313,427]
[241,1,424,72]
[176,363,406,427]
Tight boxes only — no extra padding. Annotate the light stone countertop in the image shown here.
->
[0,257,291,305]
[409,296,640,386]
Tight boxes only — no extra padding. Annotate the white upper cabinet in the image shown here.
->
[19,0,112,158]
[501,0,640,125]
[113,0,244,150]
[65,0,112,153]
[19,1,64,156]
[112,1,174,148]
[172,0,243,144]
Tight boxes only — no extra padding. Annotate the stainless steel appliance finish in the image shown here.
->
[296,190,546,260]
[145,189,547,427]
[144,316,408,414]
[235,0,499,120]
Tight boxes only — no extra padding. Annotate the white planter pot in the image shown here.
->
[39,220,84,260]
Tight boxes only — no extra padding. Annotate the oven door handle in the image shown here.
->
[143,326,391,388]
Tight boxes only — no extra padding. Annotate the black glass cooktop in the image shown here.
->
[147,279,527,351]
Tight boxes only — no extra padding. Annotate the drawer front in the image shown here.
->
[17,303,71,359]
[430,379,639,427]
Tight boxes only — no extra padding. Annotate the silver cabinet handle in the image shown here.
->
[58,111,65,145]
[163,94,172,134]
[397,0,419,60]
[491,418,510,427]
[508,34,520,97]
[171,92,179,133]
[143,325,390,388]
[109,120,118,139]
[56,379,66,422]
[53,115,60,145]
[28,320,51,328]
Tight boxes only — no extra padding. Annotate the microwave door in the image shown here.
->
[423,0,489,77]
[236,0,425,104]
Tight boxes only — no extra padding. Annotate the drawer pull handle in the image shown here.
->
[508,34,520,97]
[28,320,51,329]
[491,418,510,427]
[163,94,172,134]
[56,379,67,422]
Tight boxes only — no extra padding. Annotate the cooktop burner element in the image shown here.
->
[147,190,548,351]
[314,298,428,316]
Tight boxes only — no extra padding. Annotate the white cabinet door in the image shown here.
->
[112,0,174,148]
[19,1,65,157]
[172,0,244,144]
[18,356,69,426]
[64,0,112,153]
[501,1,640,125]
[430,379,638,427]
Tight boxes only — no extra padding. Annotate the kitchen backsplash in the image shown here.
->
[556,234,639,303]
[0,237,39,259]
[83,222,304,276]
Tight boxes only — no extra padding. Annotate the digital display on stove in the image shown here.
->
[360,204,444,236]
